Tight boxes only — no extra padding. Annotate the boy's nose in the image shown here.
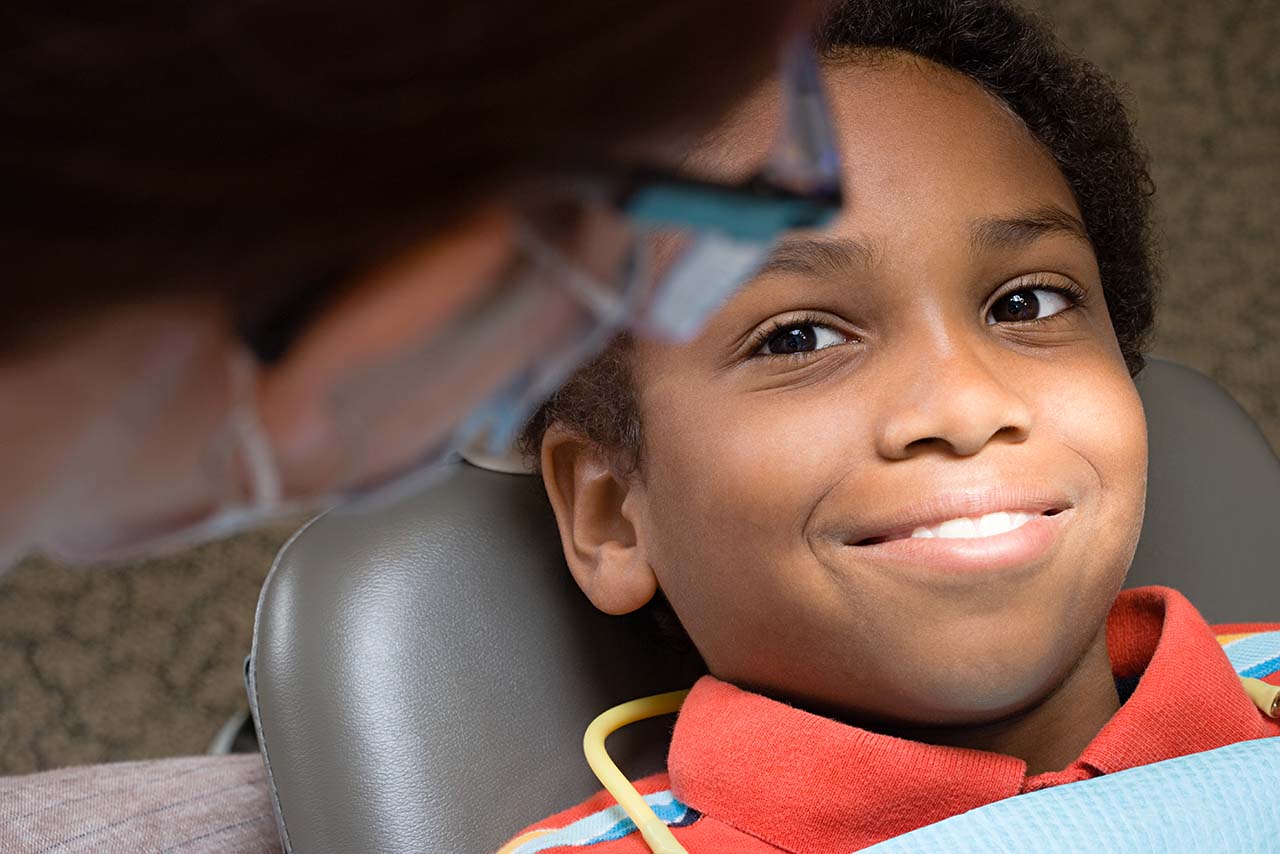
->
[873,339,1032,460]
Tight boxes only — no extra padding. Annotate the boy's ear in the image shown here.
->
[539,424,657,615]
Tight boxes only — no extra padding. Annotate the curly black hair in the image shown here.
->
[521,0,1158,469]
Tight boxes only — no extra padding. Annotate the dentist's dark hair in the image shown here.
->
[522,0,1159,474]
[5,0,812,352]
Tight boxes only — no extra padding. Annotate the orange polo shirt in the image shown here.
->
[503,587,1280,853]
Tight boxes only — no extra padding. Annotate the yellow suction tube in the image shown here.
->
[1241,676,1280,718]
[583,689,691,854]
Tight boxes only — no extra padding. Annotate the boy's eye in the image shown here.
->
[758,322,848,356]
[986,288,1072,325]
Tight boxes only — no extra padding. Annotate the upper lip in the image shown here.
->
[844,485,1073,545]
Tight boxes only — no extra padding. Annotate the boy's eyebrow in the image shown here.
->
[754,235,880,279]
[747,205,1089,286]
[969,205,1092,253]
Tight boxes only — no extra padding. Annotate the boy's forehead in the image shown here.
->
[841,61,1065,186]
[689,52,1079,229]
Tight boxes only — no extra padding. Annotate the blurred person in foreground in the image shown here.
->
[0,2,843,851]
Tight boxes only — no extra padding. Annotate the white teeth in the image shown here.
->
[936,517,978,538]
[977,511,1013,537]
[909,511,1037,540]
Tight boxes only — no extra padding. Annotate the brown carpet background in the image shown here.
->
[2,0,1277,776]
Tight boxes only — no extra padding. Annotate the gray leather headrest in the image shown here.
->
[248,356,1279,854]
[1128,358,1280,621]
[248,464,702,854]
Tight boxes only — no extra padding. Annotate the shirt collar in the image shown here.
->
[667,587,1275,853]
[1037,585,1276,784]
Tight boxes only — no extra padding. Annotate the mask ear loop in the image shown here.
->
[225,348,283,511]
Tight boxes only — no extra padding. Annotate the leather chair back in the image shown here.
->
[248,357,1280,854]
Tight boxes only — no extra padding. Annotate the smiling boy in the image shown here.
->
[503,2,1280,852]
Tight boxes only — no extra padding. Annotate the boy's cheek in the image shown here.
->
[1024,360,1148,618]
[1042,364,1148,525]
[646,407,858,575]
[638,391,855,594]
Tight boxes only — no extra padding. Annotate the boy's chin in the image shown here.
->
[894,634,1106,730]
[896,666,1066,727]
[806,631,1088,730]
[751,642,1077,733]
[777,664,1064,734]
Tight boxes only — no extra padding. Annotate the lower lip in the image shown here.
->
[847,510,1070,579]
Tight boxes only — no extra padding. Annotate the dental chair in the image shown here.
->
[246,356,1280,854]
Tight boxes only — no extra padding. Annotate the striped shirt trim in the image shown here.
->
[1220,630,1280,679]
[501,790,698,854]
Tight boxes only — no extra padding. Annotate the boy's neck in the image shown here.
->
[885,627,1120,775]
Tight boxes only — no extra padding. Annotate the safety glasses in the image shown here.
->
[321,37,845,509]
[125,35,850,555]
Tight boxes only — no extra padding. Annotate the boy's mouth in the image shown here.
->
[854,509,1064,546]
[829,487,1076,579]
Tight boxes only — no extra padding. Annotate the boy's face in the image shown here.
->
[552,57,1148,727]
